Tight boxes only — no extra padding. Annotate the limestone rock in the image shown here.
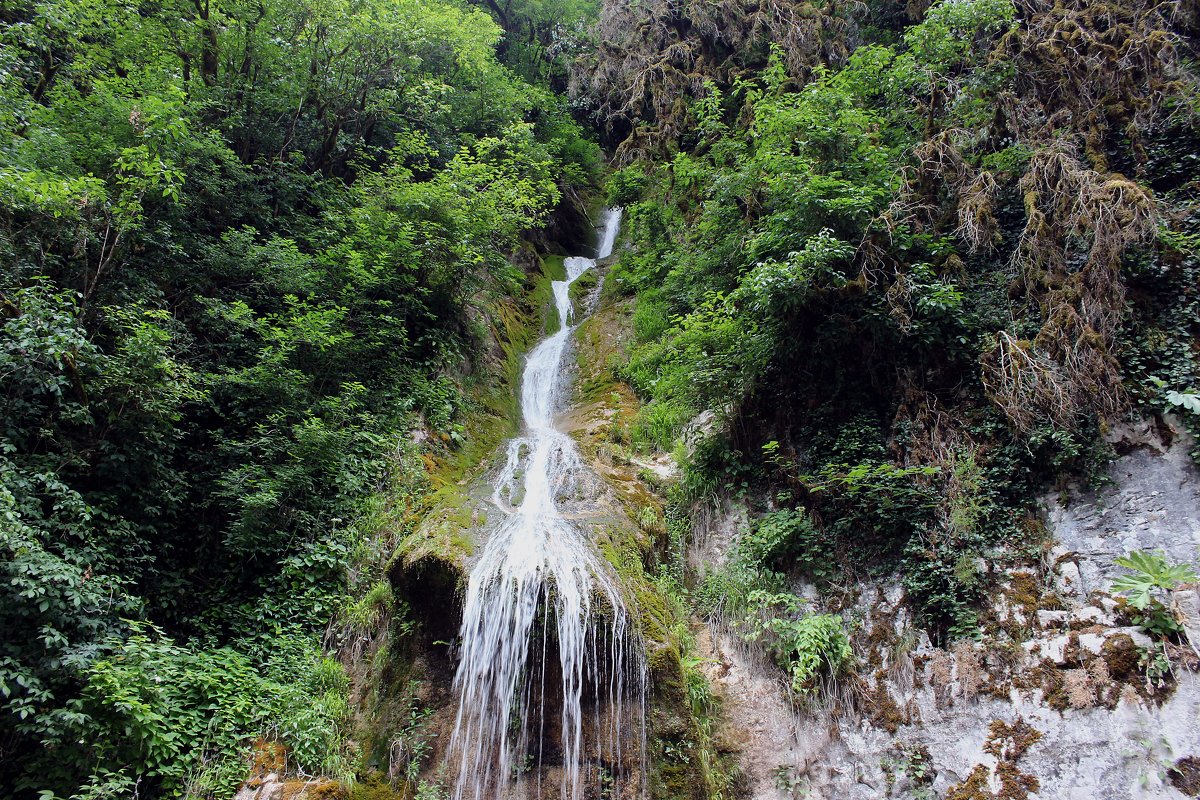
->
[235,773,284,800]
[1056,559,1084,597]
[1104,626,1153,650]
[1037,609,1069,628]
[702,423,1200,800]
[1046,422,1200,593]
[1072,605,1113,626]
[1172,588,1200,658]
[1078,632,1107,655]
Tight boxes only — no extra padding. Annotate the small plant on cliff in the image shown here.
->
[414,780,448,800]
[742,592,851,697]
[772,764,804,797]
[1111,550,1198,639]
[1164,388,1200,415]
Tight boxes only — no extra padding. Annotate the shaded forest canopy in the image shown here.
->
[1,0,598,794]
[1,0,1199,796]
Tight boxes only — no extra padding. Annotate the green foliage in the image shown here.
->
[385,683,436,785]
[804,462,940,557]
[414,780,450,800]
[35,770,139,800]
[1112,550,1198,639]
[741,593,851,697]
[600,0,1200,645]
[628,398,694,453]
[901,538,983,640]
[1164,388,1200,415]
[76,626,349,796]
[341,581,397,633]
[0,0,599,790]
[1122,216,1200,461]
[606,166,649,206]
[0,466,138,746]
[609,46,905,463]
[693,504,854,695]
[741,508,834,583]
[903,0,1017,69]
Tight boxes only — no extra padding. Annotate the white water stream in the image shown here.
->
[450,209,645,800]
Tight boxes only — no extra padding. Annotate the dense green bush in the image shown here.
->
[76,628,350,796]
[743,595,851,698]
[740,508,832,583]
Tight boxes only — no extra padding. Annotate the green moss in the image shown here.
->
[592,520,718,800]
[569,268,599,319]
[536,254,567,336]
[946,718,1043,800]
[387,247,581,576]
[864,681,909,734]
[542,253,567,281]
[1101,633,1141,680]
[348,776,405,800]
[653,743,708,800]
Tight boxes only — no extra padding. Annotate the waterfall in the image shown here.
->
[449,209,645,800]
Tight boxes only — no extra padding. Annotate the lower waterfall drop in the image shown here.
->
[449,208,646,800]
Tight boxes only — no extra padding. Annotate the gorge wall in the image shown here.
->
[694,417,1200,799]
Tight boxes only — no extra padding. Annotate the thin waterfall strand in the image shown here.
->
[449,209,644,800]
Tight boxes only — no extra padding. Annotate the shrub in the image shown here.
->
[804,461,939,559]
[742,508,833,582]
[606,166,649,206]
[76,627,350,796]
[629,398,694,452]
[741,592,851,696]
[901,537,982,641]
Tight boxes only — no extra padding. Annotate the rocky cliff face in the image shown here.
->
[699,419,1200,800]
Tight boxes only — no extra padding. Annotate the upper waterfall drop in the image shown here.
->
[449,209,645,800]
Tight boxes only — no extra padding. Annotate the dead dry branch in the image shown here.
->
[571,0,863,160]
[980,331,1075,431]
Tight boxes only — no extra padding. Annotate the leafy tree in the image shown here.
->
[1,0,600,791]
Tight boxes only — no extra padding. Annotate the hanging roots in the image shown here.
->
[981,138,1156,430]
[980,331,1075,432]
[868,131,994,276]
[572,0,864,161]
[999,0,1195,165]
[955,170,1001,255]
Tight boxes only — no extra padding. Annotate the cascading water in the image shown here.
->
[450,209,645,800]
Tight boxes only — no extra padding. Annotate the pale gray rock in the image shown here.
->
[1046,418,1200,596]
[1172,588,1200,658]
[1073,605,1113,626]
[703,421,1200,799]
[234,773,284,800]
[1037,609,1069,627]
[1056,559,1085,597]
